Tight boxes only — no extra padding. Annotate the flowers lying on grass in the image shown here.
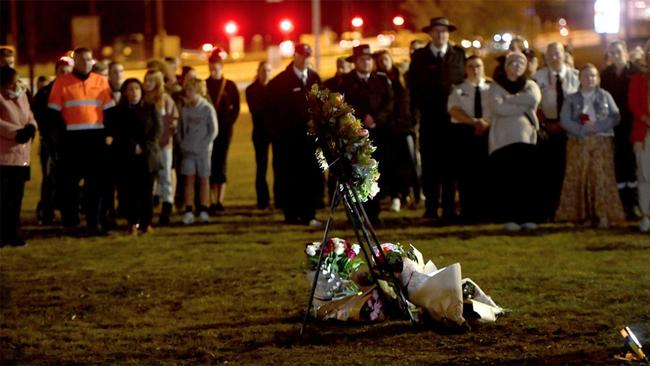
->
[304,239,504,326]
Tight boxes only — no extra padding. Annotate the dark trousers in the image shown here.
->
[271,141,284,209]
[614,123,638,216]
[537,133,566,221]
[253,132,271,209]
[37,140,56,223]
[0,166,28,243]
[274,137,320,223]
[210,128,233,184]
[58,130,107,228]
[456,127,490,222]
[489,143,540,223]
[121,160,155,228]
[420,126,458,218]
[385,134,417,200]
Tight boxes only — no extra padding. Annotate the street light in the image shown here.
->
[202,43,214,52]
[279,19,294,34]
[351,16,364,28]
[224,21,238,36]
[392,16,405,27]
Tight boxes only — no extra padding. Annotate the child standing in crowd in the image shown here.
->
[105,78,161,235]
[178,78,218,224]
[556,64,624,228]
[143,69,179,225]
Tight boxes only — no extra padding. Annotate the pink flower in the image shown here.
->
[357,129,369,137]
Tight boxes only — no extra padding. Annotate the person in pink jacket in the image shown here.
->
[0,66,38,247]
[627,39,650,232]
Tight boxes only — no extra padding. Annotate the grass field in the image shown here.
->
[1,108,650,365]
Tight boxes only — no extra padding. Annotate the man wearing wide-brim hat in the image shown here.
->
[407,17,466,221]
[340,44,394,224]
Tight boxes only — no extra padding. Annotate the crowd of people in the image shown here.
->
[1,16,649,247]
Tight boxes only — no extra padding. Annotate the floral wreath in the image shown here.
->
[307,84,380,202]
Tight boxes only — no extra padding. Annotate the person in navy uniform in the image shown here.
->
[408,17,465,221]
[447,55,492,222]
[340,44,394,224]
[266,44,323,227]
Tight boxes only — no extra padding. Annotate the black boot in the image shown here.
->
[159,202,172,225]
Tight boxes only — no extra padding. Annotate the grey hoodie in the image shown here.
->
[179,97,218,157]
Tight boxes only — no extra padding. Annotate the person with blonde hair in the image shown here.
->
[628,39,650,232]
[178,77,218,224]
[555,64,624,228]
[143,69,179,225]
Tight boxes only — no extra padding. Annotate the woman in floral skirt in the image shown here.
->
[555,64,624,228]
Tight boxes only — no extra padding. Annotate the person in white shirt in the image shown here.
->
[533,42,580,222]
[555,64,625,228]
[447,55,491,222]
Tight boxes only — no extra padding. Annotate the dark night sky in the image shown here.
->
[1,0,405,61]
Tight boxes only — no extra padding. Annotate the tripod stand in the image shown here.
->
[300,179,416,336]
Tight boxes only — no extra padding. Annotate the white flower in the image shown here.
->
[306,244,317,256]
[351,244,361,255]
[369,181,380,199]
[333,238,346,255]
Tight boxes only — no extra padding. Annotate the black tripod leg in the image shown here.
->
[300,185,341,336]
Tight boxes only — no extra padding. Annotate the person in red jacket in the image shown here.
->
[628,40,650,232]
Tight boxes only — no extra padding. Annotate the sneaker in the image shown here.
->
[308,219,323,228]
[390,198,401,212]
[521,222,538,230]
[640,216,650,233]
[182,211,195,225]
[198,211,210,224]
[503,222,521,231]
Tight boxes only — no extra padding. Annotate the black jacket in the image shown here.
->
[266,62,321,142]
[407,42,465,129]
[106,101,162,173]
[206,77,240,131]
[340,71,394,131]
[245,79,270,141]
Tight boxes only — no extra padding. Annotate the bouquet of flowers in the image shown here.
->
[305,238,364,300]
[307,85,380,202]
[305,238,363,279]
[372,242,418,273]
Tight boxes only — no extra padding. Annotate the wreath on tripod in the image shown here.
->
[307,84,380,202]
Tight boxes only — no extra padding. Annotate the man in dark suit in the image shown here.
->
[340,44,394,223]
[408,17,465,221]
[266,44,323,227]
